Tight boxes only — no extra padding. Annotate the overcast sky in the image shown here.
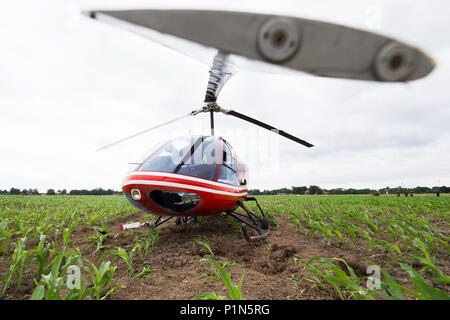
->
[1,0,449,192]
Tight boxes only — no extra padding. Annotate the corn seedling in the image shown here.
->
[202,257,245,300]
[192,292,227,300]
[85,259,122,300]
[31,229,80,300]
[1,237,34,298]
[397,263,449,300]
[84,229,109,253]
[196,240,214,256]
[107,247,135,276]
[133,230,159,260]
[29,234,51,279]
[131,265,153,282]
[303,257,379,300]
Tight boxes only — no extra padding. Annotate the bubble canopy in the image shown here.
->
[135,136,238,186]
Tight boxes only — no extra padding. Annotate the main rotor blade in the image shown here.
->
[226,109,313,147]
[83,9,434,82]
[95,113,191,152]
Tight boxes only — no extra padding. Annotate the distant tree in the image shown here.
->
[60,189,67,195]
[21,189,29,195]
[277,187,292,195]
[69,188,118,195]
[10,188,20,195]
[47,189,56,195]
[248,189,261,195]
[328,188,346,195]
[412,186,431,194]
[309,185,324,195]
[292,186,307,195]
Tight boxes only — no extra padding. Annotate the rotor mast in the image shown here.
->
[209,110,215,136]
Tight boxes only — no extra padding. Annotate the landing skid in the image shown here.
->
[226,197,270,242]
[120,197,270,242]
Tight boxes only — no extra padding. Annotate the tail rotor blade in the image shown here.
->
[95,113,191,152]
[227,109,313,147]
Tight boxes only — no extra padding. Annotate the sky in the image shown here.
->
[0,0,449,192]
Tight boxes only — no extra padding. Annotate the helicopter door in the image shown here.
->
[217,141,238,186]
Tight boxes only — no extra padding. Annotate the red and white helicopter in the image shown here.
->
[84,9,434,241]
[121,134,271,241]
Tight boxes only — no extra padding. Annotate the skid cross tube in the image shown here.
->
[176,216,198,225]
[142,215,198,229]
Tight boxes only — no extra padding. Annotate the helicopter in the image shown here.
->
[121,134,273,241]
[83,9,434,241]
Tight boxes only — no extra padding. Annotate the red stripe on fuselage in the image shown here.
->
[123,172,247,195]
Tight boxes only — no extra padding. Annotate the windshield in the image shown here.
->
[138,136,217,180]
[126,139,169,172]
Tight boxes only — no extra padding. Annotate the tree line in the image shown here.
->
[248,185,449,195]
[0,185,447,196]
[0,188,122,196]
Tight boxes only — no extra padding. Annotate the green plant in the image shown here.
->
[192,292,227,300]
[1,237,34,297]
[85,260,122,300]
[131,265,153,282]
[196,240,214,256]
[201,257,245,300]
[409,238,449,284]
[31,228,80,300]
[108,247,135,276]
[29,234,51,279]
[84,228,109,253]
[397,263,449,300]
[303,257,378,300]
[133,230,159,260]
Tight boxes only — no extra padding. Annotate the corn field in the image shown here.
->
[0,194,448,300]
[253,195,449,299]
